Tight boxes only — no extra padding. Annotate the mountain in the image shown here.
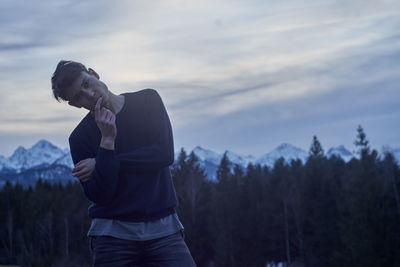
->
[189,146,257,180]
[191,146,256,167]
[4,139,66,172]
[53,152,74,168]
[394,149,400,164]
[0,164,74,188]
[326,145,354,162]
[0,140,73,187]
[385,148,400,165]
[189,144,360,181]
[226,150,256,167]
[192,146,221,165]
[256,143,309,167]
[0,155,8,170]
[1,139,398,186]
[191,146,222,180]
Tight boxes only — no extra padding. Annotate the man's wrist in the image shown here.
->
[100,137,115,150]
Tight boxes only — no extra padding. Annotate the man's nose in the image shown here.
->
[83,89,95,98]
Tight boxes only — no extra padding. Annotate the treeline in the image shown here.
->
[174,126,400,266]
[0,180,92,266]
[0,126,400,266]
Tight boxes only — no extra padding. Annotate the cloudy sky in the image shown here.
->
[0,0,399,158]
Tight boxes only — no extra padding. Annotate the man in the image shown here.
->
[51,60,196,266]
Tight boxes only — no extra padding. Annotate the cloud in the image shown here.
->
[0,0,399,156]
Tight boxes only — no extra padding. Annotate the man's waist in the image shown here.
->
[88,205,177,222]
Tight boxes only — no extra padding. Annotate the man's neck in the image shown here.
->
[105,91,125,115]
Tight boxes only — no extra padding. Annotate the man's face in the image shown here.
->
[62,69,109,111]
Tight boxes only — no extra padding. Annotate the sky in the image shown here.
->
[0,0,399,158]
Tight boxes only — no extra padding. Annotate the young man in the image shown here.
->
[51,60,196,266]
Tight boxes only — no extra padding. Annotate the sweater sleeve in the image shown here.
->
[69,129,120,205]
[116,89,175,171]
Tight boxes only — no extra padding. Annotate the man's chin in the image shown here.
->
[88,100,104,112]
[86,104,95,112]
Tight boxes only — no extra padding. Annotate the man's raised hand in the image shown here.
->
[72,158,96,182]
[95,97,117,150]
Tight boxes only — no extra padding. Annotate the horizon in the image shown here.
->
[1,136,398,160]
[1,0,399,157]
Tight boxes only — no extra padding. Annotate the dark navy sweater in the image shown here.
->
[69,89,178,222]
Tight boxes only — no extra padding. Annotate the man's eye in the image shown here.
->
[83,81,89,88]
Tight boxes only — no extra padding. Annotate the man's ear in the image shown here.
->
[88,68,100,79]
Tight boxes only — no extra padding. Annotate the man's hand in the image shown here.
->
[95,97,117,150]
[72,158,96,182]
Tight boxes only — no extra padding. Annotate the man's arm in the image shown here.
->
[69,98,120,205]
[69,136,120,205]
[116,89,174,171]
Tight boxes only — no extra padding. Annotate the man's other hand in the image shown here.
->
[72,158,96,182]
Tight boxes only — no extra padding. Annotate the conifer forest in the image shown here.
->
[1,127,399,266]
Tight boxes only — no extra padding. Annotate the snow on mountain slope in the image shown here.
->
[326,145,354,162]
[7,146,28,170]
[0,164,74,188]
[4,140,66,171]
[190,146,222,181]
[256,143,309,167]
[191,144,308,180]
[391,148,400,164]
[191,147,256,167]
[53,152,74,168]
[0,155,9,170]
[226,150,256,167]
[192,146,222,165]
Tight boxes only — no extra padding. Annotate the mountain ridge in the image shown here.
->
[1,139,398,186]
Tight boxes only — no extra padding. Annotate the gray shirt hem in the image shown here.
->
[87,213,184,241]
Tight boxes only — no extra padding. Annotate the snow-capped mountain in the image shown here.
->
[326,145,354,162]
[256,143,309,167]
[394,149,400,164]
[0,155,8,170]
[226,150,256,167]
[189,147,257,180]
[190,146,222,180]
[1,139,398,186]
[189,143,358,181]
[190,147,255,167]
[192,146,221,165]
[6,140,66,171]
[0,140,73,187]
[0,164,73,188]
[190,143,309,180]
[53,152,74,168]
[381,148,400,164]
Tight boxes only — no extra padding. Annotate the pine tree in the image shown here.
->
[216,152,231,183]
[171,148,214,265]
[309,135,324,158]
[353,124,378,166]
[214,152,238,266]
[354,125,369,156]
[238,162,269,266]
[336,126,384,265]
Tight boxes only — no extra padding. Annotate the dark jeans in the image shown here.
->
[89,230,196,267]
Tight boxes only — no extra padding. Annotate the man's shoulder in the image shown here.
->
[69,112,94,142]
[123,88,159,98]
[123,88,162,107]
